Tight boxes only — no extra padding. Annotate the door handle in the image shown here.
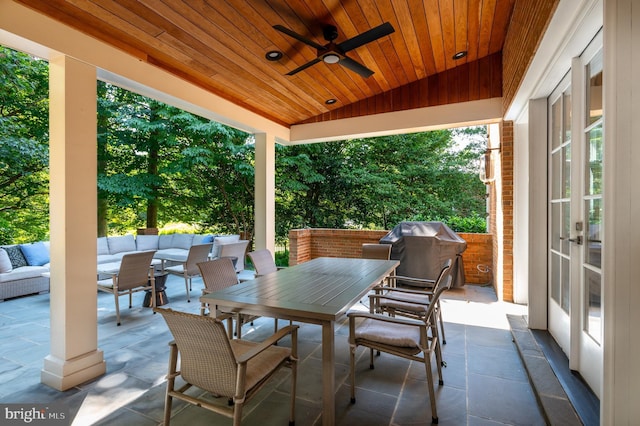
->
[568,236,583,245]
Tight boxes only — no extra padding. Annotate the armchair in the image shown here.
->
[155,308,298,426]
[165,243,212,302]
[97,250,157,326]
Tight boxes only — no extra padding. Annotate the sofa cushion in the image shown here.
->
[136,235,159,251]
[0,249,12,273]
[108,235,136,254]
[19,242,50,266]
[212,235,240,258]
[172,233,194,250]
[3,245,28,269]
[158,234,174,250]
[0,265,49,283]
[97,237,109,255]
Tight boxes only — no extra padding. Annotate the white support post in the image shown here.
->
[254,133,276,254]
[41,54,105,390]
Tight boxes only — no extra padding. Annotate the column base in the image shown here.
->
[41,350,106,391]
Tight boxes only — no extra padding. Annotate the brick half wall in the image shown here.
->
[288,228,493,285]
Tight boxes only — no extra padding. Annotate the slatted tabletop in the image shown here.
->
[201,257,399,323]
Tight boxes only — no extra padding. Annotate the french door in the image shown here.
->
[548,34,603,397]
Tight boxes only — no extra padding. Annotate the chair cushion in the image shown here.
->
[355,318,421,348]
[380,292,431,313]
[19,242,50,266]
[3,245,28,269]
[136,235,159,251]
[97,237,110,255]
[108,235,136,254]
[0,249,12,273]
[172,233,194,250]
[0,265,49,283]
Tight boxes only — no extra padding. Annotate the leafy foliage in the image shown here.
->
[2,46,488,244]
[0,47,49,243]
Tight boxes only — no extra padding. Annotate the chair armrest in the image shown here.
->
[386,275,436,287]
[372,285,435,296]
[368,293,431,307]
[236,325,299,364]
[347,311,425,327]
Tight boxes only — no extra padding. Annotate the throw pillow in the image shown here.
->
[3,245,28,268]
[20,242,50,266]
[0,249,12,273]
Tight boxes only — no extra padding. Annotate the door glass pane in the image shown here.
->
[563,145,571,198]
[587,51,603,125]
[562,257,570,313]
[562,201,571,255]
[551,254,560,303]
[564,90,572,142]
[552,98,562,149]
[586,123,603,195]
[552,151,561,199]
[584,267,602,343]
[586,198,602,268]
[551,202,560,251]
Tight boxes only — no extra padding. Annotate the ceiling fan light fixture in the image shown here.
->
[266,50,283,61]
[453,50,468,60]
[323,53,340,64]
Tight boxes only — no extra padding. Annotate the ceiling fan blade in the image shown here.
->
[286,57,322,76]
[339,56,374,78]
[337,22,395,53]
[273,25,325,50]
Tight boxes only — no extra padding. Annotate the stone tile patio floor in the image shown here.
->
[0,275,550,425]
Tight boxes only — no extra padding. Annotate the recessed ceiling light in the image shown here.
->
[453,51,467,60]
[266,50,283,61]
[325,98,337,105]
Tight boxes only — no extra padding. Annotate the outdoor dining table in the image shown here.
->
[200,256,399,426]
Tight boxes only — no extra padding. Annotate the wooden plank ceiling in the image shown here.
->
[15,0,516,128]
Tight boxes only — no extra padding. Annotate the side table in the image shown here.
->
[143,273,169,307]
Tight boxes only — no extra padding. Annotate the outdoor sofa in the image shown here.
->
[0,233,242,301]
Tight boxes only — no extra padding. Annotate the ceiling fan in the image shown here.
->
[273,22,395,78]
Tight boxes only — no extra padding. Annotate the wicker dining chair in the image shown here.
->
[164,243,213,302]
[97,250,156,326]
[155,308,298,426]
[197,257,241,337]
[348,280,449,424]
[361,243,392,260]
[373,259,453,344]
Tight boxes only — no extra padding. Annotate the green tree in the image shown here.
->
[0,46,49,243]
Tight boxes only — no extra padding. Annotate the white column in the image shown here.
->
[526,98,548,328]
[254,133,276,253]
[603,0,640,423]
[41,54,105,390]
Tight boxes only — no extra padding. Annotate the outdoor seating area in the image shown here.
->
[0,272,553,425]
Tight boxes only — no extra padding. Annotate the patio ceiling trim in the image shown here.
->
[289,97,503,144]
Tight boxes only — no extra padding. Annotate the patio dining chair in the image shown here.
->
[348,281,449,424]
[165,243,213,302]
[155,308,298,426]
[247,249,284,276]
[374,259,453,344]
[97,250,157,326]
[247,249,290,333]
[361,243,392,260]
[198,257,242,337]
